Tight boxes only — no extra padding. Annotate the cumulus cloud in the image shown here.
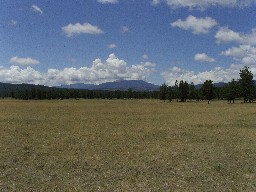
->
[215,27,243,43]
[10,56,40,65]
[0,66,43,85]
[97,0,118,4]
[108,44,117,49]
[221,45,256,65]
[162,45,256,85]
[162,66,242,86]
[171,15,217,34]
[31,4,43,14]
[62,23,104,37]
[243,28,256,45]
[3,54,155,86]
[194,53,216,62]
[162,0,256,9]
[215,27,256,45]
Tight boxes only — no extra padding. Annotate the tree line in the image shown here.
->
[0,66,255,102]
[0,85,159,100]
[159,66,255,103]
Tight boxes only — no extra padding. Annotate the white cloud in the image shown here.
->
[215,27,256,45]
[97,0,118,4]
[31,5,43,14]
[215,27,243,43]
[162,66,242,86]
[194,53,216,62]
[171,15,217,34]
[108,44,117,49]
[221,45,256,65]
[162,45,256,86]
[9,56,40,65]
[3,54,155,86]
[62,23,104,37]
[163,0,256,9]
[121,26,129,33]
[142,54,149,59]
[0,66,43,85]
[221,45,253,57]
[243,28,256,45]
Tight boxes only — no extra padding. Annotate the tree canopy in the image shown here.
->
[239,66,254,103]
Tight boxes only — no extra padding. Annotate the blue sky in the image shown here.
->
[1,0,256,86]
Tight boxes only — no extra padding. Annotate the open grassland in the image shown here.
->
[0,99,256,191]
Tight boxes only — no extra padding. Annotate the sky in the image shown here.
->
[1,0,256,86]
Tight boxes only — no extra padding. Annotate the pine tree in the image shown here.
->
[239,66,254,103]
[201,80,215,104]
[159,83,168,101]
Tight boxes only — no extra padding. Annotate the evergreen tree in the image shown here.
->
[159,83,168,101]
[178,80,189,102]
[188,82,197,101]
[167,86,173,102]
[239,66,254,103]
[225,79,238,103]
[201,80,215,104]
[127,88,133,99]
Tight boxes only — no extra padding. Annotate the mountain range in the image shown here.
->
[57,80,160,91]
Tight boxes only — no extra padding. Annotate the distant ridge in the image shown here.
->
[58,83,95,90]
[195,82,226,90]
[57,80,160,91]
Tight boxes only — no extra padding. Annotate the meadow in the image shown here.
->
[0,99,255,191]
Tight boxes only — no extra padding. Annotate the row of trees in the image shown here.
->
[159,66,255,103]
[2,87,159,100]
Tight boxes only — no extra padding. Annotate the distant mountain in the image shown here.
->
[57,80,160,91]
[58,83,95,90]
[96,80,159,91]
[195,82,226,90]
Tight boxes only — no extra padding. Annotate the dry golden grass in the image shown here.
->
[0,99,256,191]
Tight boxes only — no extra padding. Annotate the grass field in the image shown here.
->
[0,99,255,191]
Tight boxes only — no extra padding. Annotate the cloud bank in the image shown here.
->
[3,54,155,86]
